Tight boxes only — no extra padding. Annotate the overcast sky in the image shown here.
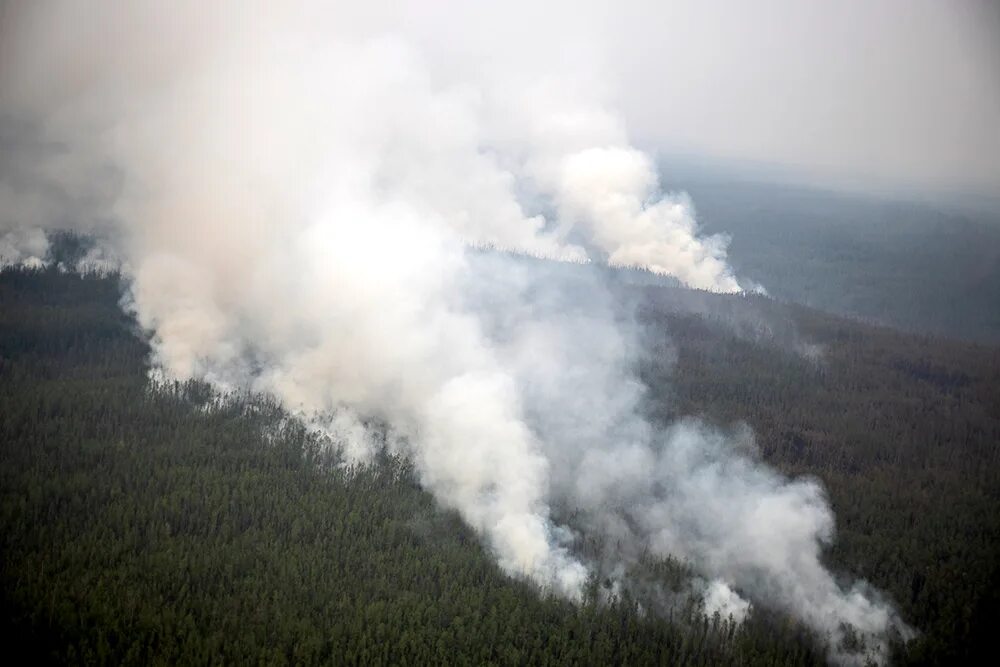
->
[606,1,1000,196]
[2,0,999,197]
[410,0,1000,196]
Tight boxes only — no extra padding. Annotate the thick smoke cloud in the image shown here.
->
[1,1,913,662]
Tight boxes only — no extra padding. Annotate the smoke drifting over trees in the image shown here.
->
[0,1,932,662]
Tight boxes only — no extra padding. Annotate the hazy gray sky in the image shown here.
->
[2,0,998,197]
[420,0,1000,196]
[605,1,1000,196]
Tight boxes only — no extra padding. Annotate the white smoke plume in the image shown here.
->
[0,227,48,268]
[0,1,911,662]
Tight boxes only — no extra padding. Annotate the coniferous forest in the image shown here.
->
[2,266,999,665]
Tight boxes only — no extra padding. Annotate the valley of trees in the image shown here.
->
[2,267,998,665]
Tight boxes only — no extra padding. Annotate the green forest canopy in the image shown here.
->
[1,266,998,665]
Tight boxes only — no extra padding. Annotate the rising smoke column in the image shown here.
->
[467,252,911,662]
[0,2,910,663]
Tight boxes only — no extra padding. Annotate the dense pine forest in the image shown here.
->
[2,267,998,665]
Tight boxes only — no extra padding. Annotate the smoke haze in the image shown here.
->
[0,1,926,662]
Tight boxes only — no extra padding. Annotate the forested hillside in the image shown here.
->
[657,171,1000,344]
[638,287,1000,665]
[2,267,998,665]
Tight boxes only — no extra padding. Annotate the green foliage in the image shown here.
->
[2,266,998,664]
[0,267,820,665]
[640,296,1000,665]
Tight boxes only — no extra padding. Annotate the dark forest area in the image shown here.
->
[658,173,1000,345]
[2,267,998,665]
